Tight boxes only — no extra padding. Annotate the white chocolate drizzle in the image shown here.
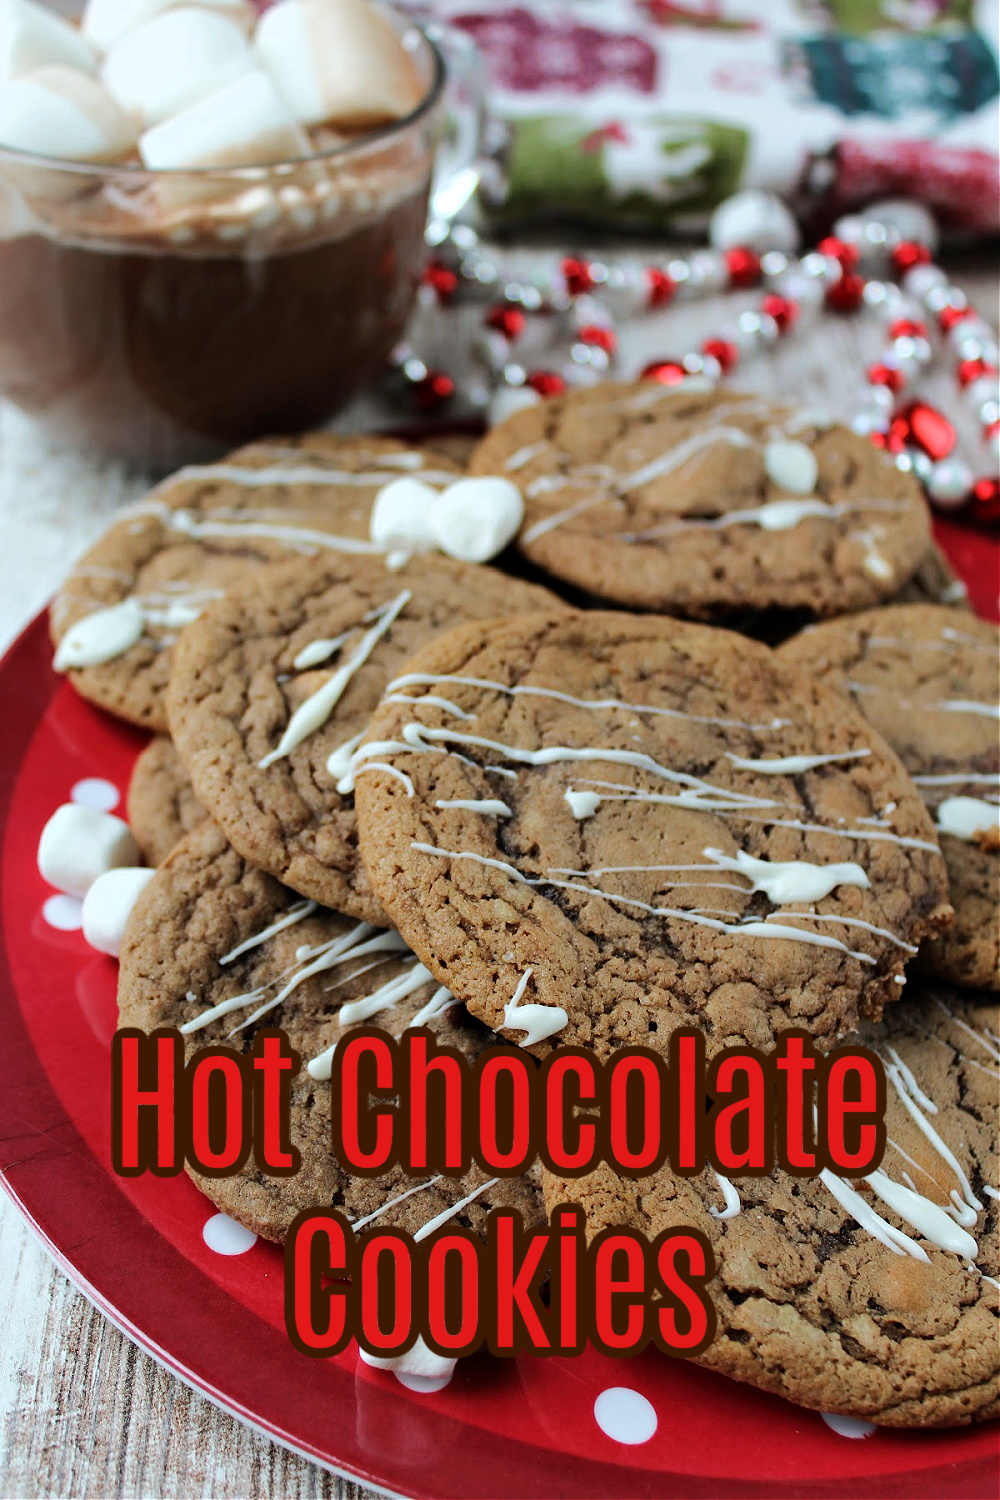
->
[500,967,568,1047]
[414,1178,501,1242]
[701,847,870,904]
[724,749,870,775]
[935,797,1000,842]
[435,798,513,817]
[709,1170,741,1220]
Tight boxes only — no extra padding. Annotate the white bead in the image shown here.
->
[864,197,938,252]
[964,375,1000,413]
[82,867,155,957]
[954,333,999,365]
[0,0,96,79]
[430,477,524,564]
[861,383,895,417]
[902,263,947,300]
[977,398,1000,429]
[473,328,512,374]
[709,188,800,254]
[686,249,728,293]
[369,477,439,554]
[832,213,865,244]
[489,384,540,427]
[0,65,135,161]
[851,412,889,437]
[82,0,253,52]
[948,316,992,352]
[103,8,255,130]
[925,284,966,316]
[799,251,841,286]
[926,456,973,508]
[139,70,310,175]
[763,440,818,494]
[38,803,140,900]
[595,261,645,319]
[771,268,824,310]
[254,0,424,129]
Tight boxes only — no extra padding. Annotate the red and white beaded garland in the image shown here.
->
[388,206,999,530]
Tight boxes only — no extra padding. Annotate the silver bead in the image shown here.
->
[866,197,939,253]
[964,375,1000,414]
[925,284,967,316]
[501,362,527,388]
[683,352,722,382]
[832,213,865,244]
[402,356,428,383]
[947,315,992,352]
[895,448,933,482]
[474,328,513,373]
[954,333,999,365]
[687,249,729,294]
[568,293,613,331]
[901,263,947,300]
[450,223,480,253]
[799,250,841,286]
[851,411,889,437]
[734,309,779,352]
[600,261,648,319]
[926,455,973,508]
[978,398,1000,429]
[861,383,896,417]
[761,250,790,280]
[666,258,695,299]
[771,267,825,310]
[569,341,612,374]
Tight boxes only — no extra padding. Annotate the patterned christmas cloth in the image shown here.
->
[416,0,999,232]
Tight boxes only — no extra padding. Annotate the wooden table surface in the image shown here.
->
[0,251,995,1500]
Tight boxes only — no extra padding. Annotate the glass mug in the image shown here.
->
[0,5,473,468]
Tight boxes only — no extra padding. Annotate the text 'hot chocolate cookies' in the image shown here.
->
[470,384,932,619]
[353,610,951,1058]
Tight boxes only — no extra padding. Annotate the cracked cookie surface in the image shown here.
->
[470,385,931,618]
[541,983,999,1427]
[167,552,563,923]
[127,735,207,865]
[117,820,544,1244]
[780,605,999,989]
[354,610,951,1057]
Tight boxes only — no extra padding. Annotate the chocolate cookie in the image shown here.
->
[127,735,207,866]
[542,983,999,1427]
[780,605,999,989]
[470,385,931,618]
[167,552,563,923]
[893,544,970,610]
[353,611,951,1058]
[117,820,544,1245]
[49,434,460,731]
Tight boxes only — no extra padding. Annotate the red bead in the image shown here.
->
[885,416,911,453]
[888,317,928,340]
[901,399,956,460]
[724,247,761,288]
[957,358,997,387]
[868,431,888,450]
[868,362,905,393]
[561,256,594,297]
[577,324,616,354]
[702,337,739,373]
[938,304,975,333]
[641,359,687,385]
[760,293,799,333]
[485,304,526,340]
[971,476,1000,526]
[526,370,567,398]
[891,241,932,274]
[986,419,1000,441]
[818,235,859,270]
[646,267,676,307]
[412,370,455,410]
[421,258,458,302]
[825,272,866,312]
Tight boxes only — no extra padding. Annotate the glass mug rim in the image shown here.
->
[0,6,446,180]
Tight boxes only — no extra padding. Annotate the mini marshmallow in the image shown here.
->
[359,1335,456,1393]
[139,69,310,175]
[0,0,96,80]
[369,477,439,554]
[102,8,255,129]
[709,189,800,256]
[82,866,155,957]
[763,439,818,496]
[0,65,135,161]
[82,0,254,53]
[38,803,140,899]
[255,0,425,129]
[430,477,524,564]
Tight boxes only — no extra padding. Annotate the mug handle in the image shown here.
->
[424,20,489,224]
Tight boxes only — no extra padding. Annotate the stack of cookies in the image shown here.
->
[48,386,999,1426]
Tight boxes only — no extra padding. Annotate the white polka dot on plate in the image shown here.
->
[42,894,84,931]
[71,777,120,813]
[822,1413,876,1439]
[593,1387,658,1445]
[202,1214,257,1255]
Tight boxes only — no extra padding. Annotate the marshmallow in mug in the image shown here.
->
[82,0,254,53]
[0,65,135,161]
[139,68,310,181]
[255,0,425,129]
[103,7,256,130]
[38,803,139,899]
[82,866,155,957]
[0,0,96,80]
[370,474,525,564]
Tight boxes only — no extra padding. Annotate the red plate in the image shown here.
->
[1,523,997,1500]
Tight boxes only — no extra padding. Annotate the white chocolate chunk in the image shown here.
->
[139,68,310,174]
[359,1335,456,1393]
[54,597,144,670]
[38,803,139,899]
[0,0,96,80]
[82,866,155,957]
[0,65,135,160]
[370,477,439,554]
[82,0,254,53]
[254,0,424,129]
[565,789,600,820]
[702,847,870,904]
[763,439,819,495]
[709,188,800,255]
[936,796,1000,843]
[102,8,254,129]
[430,477,524,564]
